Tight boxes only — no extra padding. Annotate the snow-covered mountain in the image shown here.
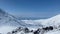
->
[0,9,28,27]
[1,8,60,28]
[0,9,43,28]
[19,14,60,34]
[22,14,60,27]
[0,9,26,34]
[0,9,60,34]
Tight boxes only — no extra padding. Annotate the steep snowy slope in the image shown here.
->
[39,14,60,27]
[0,9,29,34]
[0,9,27,27]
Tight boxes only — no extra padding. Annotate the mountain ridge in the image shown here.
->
[0,9,26,27]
